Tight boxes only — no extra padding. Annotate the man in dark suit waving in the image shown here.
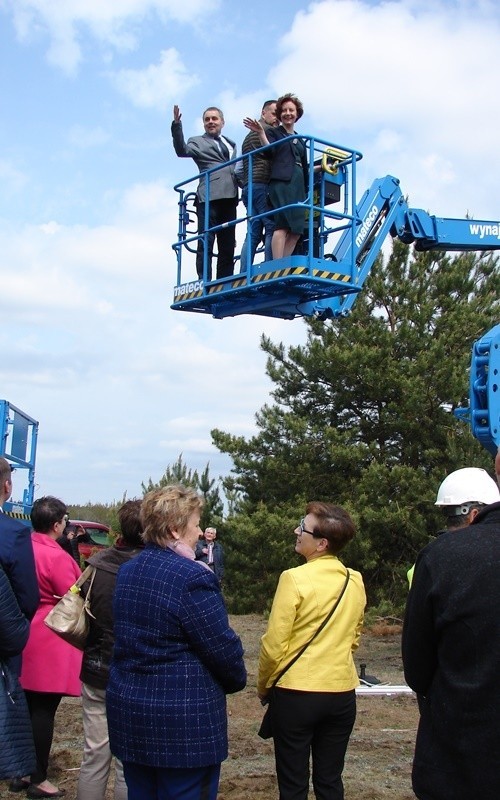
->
[0,457,39,674]
[172,105,238,281]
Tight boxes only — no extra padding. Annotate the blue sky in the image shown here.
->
[1,0,499,505]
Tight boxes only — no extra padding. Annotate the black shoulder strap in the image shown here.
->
[271,569,350,688]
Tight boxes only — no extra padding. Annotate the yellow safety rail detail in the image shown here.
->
[322,147,350,175]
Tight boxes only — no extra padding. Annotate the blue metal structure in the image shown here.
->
[454,324,500,455]
[0,399,38,515]
[171,134,500,320]
[171,134,500,452]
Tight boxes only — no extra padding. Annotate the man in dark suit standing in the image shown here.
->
[171,105,238,281]
[195,526,224,584]
[0,457,39,675]
[239,100,278,271]
[402,455,500,800]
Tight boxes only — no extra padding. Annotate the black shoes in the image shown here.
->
[8,778,66,797]
[27,787,66,799]
[8,779,30,793]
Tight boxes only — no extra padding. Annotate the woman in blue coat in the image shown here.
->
[106,485,246,800]
[244,93,308,260]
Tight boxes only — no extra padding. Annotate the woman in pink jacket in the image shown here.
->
[17,497,82,799]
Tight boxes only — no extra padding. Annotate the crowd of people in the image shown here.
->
[171,93,311,280]
[1,448,500,800]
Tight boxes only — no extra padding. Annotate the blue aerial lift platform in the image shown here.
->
[170,133,500,453]
[171,134,500,320]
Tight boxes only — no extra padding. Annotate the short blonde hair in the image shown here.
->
[141,485,203,546]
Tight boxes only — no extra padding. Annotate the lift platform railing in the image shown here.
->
[171,135,365,319]
[173,135,362,274]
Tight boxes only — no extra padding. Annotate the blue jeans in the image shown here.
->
[240,183,274,271]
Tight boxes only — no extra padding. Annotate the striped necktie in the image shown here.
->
[215,136,230,160]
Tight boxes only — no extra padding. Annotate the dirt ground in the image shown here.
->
[0,615,418,799]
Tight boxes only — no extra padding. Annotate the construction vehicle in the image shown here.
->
[0,399,38,519]
[170,133,500,454]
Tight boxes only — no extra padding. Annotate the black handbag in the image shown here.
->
[0,661,36,779]
[258,570,350,740]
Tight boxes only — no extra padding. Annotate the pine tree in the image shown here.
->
[213,245,500,609]
[142,454,223,529]
[197,463,224,529]
[141,453,198,493]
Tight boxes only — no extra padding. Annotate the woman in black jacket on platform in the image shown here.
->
[244,93,308,260]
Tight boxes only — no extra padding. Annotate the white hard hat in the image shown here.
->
[435,467,500,507]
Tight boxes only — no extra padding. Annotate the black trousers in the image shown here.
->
[123,762,221,800]
[271,688,356,800]
[196,198,237,280]
[24,690,63,784]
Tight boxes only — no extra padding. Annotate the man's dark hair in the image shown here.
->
[442,502,485,531]
[118,500,144,546]
[31,496,67,533]
[262,99,277,111]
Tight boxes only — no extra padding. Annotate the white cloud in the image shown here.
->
[7,0,220,73]
[270,0,499,134]
[0,172,307,501]
[0,181,176,349]
[259,0,500,219]
[109,49,199,110]
[217,89,279,128]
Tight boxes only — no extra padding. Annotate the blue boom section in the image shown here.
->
[0,399,38,516]
[454,324,500,455]
[171,134,500,321]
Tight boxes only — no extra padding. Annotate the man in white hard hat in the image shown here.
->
[402,462,500,800]
[407,467,499,586]
[434,465,499,525]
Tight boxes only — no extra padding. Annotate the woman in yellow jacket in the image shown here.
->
[258,501,366,800]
